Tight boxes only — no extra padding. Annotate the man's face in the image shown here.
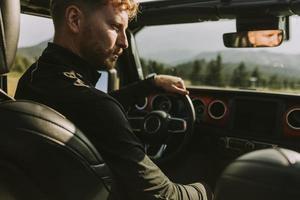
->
[78,3,129,69]
[247,30,283,47]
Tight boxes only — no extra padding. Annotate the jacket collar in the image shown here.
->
[39,43,101,86]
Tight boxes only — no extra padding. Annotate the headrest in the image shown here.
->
[214,148,300,200]
[0,0,20,74]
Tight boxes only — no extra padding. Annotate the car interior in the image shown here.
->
[0,0,300,200]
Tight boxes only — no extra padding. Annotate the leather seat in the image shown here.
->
[214,148,300,200]
[0,0,110,199]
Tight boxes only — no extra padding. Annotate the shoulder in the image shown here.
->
[17,63,111,103]
[89,91,127,121]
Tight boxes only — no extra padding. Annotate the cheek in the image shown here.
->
[84,24,118,53]
[90,29,117,52]
[103,30,118,48]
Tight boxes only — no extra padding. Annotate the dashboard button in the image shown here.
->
[245,142,255,151]
[229,138,246,149]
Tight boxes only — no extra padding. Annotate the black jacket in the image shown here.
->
[15,43,210,200]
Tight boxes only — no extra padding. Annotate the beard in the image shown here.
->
[79,25,123,70]
[80,44,123,71]
[103,48,123,69]
[104,57,117,69]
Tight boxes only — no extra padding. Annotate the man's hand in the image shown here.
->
[154,75,189,95]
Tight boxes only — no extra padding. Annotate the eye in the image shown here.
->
[111,24,120,33]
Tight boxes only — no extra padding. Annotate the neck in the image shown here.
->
[53,31,82,58]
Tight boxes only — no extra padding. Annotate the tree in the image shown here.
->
[296,80,300,90]
[149,60,165,74]
[260,78,267,88]
[204,60,216,86]
[251,67,261,87]
[214,54,223,86]
[289,80,296,89]
[268,74,282,89]
[283,79,289,89]
[165,67,178,76]
[140,58,151,76]
[204,54,223,86]
[189,60,202,85]
[230,62,249,87]
[216,54,222,69]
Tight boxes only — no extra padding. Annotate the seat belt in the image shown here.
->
[0,88,14,101]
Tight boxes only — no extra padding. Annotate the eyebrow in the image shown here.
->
[113,15,128,29]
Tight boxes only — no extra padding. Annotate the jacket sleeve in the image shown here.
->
[82,98,210,200]
[109,76,162,111]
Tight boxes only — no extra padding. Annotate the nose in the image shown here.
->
[117,31,129,49]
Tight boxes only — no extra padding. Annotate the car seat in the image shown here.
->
[214,148,300,200]
[0,0,110,199]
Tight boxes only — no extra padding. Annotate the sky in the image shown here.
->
[19,13,300,56]
[18,14,54,47]
[136,16,300,56]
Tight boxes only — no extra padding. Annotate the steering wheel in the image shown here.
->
[128,93,195,163]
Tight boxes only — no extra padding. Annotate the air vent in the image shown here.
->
[286,108,300,130]
[208,100,227,120]
[135,97,148,110]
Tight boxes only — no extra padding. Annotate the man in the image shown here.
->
[247,30,283,47]
[15,0,212,199]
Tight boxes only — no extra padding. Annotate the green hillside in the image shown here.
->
[11,40,50,73]
[141,53,300,91]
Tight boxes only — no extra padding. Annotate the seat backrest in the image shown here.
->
[0,100,110,200]
[214,148,300,200]
[0,1,110,199]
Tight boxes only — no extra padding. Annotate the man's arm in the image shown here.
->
[109,76,159,110]
[80,97,210,200]
[109,75,189,111]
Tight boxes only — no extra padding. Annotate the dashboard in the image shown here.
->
[189,87,300,155]
[130,87,300,156]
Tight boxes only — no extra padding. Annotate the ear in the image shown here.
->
[65,5,83,34]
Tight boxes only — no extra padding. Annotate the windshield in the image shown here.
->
[135,16,300,94]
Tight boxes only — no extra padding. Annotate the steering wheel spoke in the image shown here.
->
[128,117,144,132]
[168,117,187,134]
[145,144,167,160]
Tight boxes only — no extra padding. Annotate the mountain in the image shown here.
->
[192,50,300,70]
[17,39,51,62]
[11,40,52,73]
[142,49,198,66]
[142,49,300,74]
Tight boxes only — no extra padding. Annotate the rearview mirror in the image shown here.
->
[223,30,283,48]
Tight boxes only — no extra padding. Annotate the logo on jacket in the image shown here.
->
[62,71,90,88]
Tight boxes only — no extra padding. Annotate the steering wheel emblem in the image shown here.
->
[144,116,161,134]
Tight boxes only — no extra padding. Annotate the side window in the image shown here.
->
[7,14,54,96]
